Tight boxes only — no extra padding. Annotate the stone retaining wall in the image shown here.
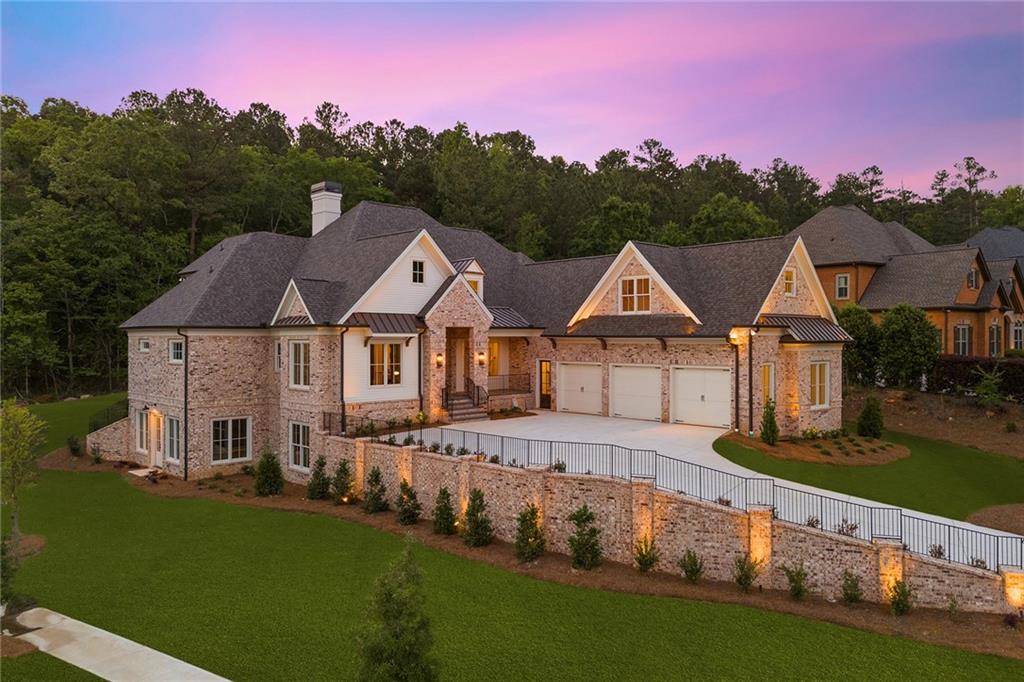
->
[85,417,130,461]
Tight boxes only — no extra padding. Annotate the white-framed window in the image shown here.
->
[809,362,829,408]
[138,338,151,353]
[619,276,651,313]
[761,363,776,403]
[835,274,850,300]
[136,411,148,452]
[211,417,251,463]
[954,324,971,356]
[783,269,797,296]
[989,323,1001,357]
[290,340,310,388]
[275,341,284,372]
[412,260,425,284]
[1014,322,1024,350]
[165,417,181,462]
[289,422,311,470]
[168,339,184,364]
[967,268,979,290]
[466,276,482,298]
[370,342,402,386]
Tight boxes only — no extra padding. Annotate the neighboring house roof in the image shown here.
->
[965,226,1024,273]
[858,248,999,310]
[789,205,934,266]
[344,312,423,335]
[760,314,851,343]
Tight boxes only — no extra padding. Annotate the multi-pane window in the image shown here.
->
[761,363,776,403]
[412,260,425,284]
[290,341,310,387]
[290,422,311,469]
[989,323,1001,357]
[275,341,284,372]
[136,411,148,452]
[138,338,151,353]
[169,339,184,364]
[835,274,850,300]
[954,325,971,356]
[370,343,402,386]
[165,417,181,462]
[967,268,979,290]
[1015,323,1024,350]
[212,418,250,462]
[783,269,796,296]
[620,277,651,313]
[809,362,828,408]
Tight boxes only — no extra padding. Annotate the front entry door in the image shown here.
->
[454,339,466,392]
[151,414,164,467]
[538,360,552,409]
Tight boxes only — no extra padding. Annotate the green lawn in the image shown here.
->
[27,392,126,455]
[8,469,1022,681]
[1,653,100,681]
[714,431,1024,519]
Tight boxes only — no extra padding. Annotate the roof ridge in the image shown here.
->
[660,234,789,251]
[886,247,976,260]
[523,253,617,265]
[353,229,420,242]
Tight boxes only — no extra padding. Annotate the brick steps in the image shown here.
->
[447,394,487,423]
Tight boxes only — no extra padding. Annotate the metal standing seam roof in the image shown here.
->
[273,315,313,327]
[760,314,851,343]
[487,306,535,329]
[344,312,424,335]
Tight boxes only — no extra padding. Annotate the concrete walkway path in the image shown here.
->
[16,608,227,682]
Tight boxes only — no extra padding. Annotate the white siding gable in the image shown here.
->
[357,238,452,314]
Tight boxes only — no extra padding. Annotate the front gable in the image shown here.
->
[757,238,836,322]
[422,275,494,329]
[270,280,313,325]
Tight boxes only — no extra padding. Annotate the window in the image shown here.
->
[275,341,284,371]
[989,323,1001,357]
[290,422,310,469]
[370,342,402,386]
[138,338,151,353]
[967,268,979,290]
[136,411,148,452]
[954,325,971,356]
[488,340,500,376]
[619,276,651,313]
[168,339,184,364]
[809,362,829,408]
[412,260,425,284]
[1014,322,1024,350]
[761,363,776,403]
[467,278,480,295]
[835,274,850,300]
[783,269,796,296]
[165,417,181,462]
[212,418,250,462]
[290,341,310,388]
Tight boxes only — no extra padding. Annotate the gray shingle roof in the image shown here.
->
[966,226,1024,274]
[566,314,698,337]
[858,248,991,310]
[790,206,934,265]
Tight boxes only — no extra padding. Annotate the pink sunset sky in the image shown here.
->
[3,1,1022,193]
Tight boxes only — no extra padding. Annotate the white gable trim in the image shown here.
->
[337,230,457,323]
[567,242,702,327]
[421,274,495,324]
[270,279,313,325]
[458,258,485,275]
[755,237,836,323]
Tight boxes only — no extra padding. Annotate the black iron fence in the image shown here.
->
[87,399,129,433]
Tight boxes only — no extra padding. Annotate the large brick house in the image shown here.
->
[118,182,847,479]
[792,206,1024,355]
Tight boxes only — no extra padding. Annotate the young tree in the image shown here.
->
[396,479,422,526]
[331,459,354,505]
[878,305,941,388]
[363,466,389,513]
[857,395,884,438]
[254,446,284,497]
[356,542,438,682]
[514,503,545,562]
[432,487,456,535]
[306,455,330,501]
[836,304,880,386]
[463,488,494,547]
[568,505,602,569]
[0,400,46,540]
[759,399,779,446]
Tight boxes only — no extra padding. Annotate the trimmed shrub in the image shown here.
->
[733,554,761,592]
[782,563,808,600]
[396,479,422,525]
[254,446,284,497]
[678,549,705,584]
[760,399,779,446]
[928,544,946,559]
[363,466,389,513]
[856,395,883,438]
[306,455,331,500]
[463,488,494,547]
[514,503,545,562]
[930,355,1024,401]
[841,571,863,604]
[432,487,456,535]
[888,579,914,616]
[568,505,602,569]
[91,444,102,464]
[633,536,659,573]
[331,460,354,505]
[878,304,941,388]
[66,435,83,456]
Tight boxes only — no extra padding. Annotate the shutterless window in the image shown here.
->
[139,338,151,353]
[212,418,250,462]
[967,269,979,289]
[954,325,971,356]
[1014,323,1024,350]
[783,269,796,296]
[165,417,181,462]
[412,260,425,284]
[290,422,310,469]
[290,341,310,387]
[835,274,850,300]
[370,342,402,386]
[989,324,1001,357]
[136,411,148,452]
[620,276,651,313]
[169,339,184,364]
[275,341,283,372]
[809,362,828,408]
[761,363,776,403]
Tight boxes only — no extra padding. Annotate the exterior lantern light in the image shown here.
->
[435,353,444,368]
[477,351,486,367]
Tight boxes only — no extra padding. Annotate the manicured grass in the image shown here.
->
[0,653,100,681]
[714,431,1024,519]
[27,392,126,455]
[8,470,1022,681]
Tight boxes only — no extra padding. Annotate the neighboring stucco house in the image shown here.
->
[792,206,1024,355]
[115,182,846,479]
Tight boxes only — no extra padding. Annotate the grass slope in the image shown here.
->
[714,431,1024,519]
[1,653,100,681]
[27,393,126,455]
[9,470,1022,681]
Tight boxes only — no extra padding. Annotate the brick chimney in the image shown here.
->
[311,181,342,236]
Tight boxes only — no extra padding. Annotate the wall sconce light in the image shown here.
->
[477,351,486,367]
[435,353,444,368]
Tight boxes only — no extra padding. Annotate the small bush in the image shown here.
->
[463,489,494,547]
[213,472,224,481]
[386,435,397,446]
[443,443,455,456]
[841,571,863,604]
[403,435,415,446]
[432,487,456,535]
[514,503,545,562]
[488,454,499,464]
[970,557,988,570]
[715,496,732,507]
[254,446,284,496]
[385,418,398,432]
[331,459,354,505]
[91,444,102,464]
[805,516,820,529]
[887,579,913,616]
[1006,421,1018,433]
[415,411,428,425]
[971,364,1004,409]
[396,479,422,525]
[782,563,808,600]
[240,464,255,476]
[678,549,705,583]
[835,518,859,537]
[856,395,884,438]
[67,435,83,456]
[568,505,602,570]
[946,595,961,621]
[306,455,331,500]
[760,399,779,446]
[733,554,762,592]
[363,466,389,513]
[634,536,659,573]
[402,417,414,431]
[429,442,441,453]
[1004,611,1021,629]
[456,446,469,457]
[928,544,946,559]
[550,460,566,473]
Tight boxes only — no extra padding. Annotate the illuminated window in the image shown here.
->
[783,269,796,296]
[488,340,500,376]
[136,411,148,452]
[835,274,850,300]
[809,362,828,408]
[761,363,776,403]
[370,342,402,386]
[620,276,651,313]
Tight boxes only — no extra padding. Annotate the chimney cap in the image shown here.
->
[311,181,343,195]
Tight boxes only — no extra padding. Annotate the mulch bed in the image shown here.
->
[967,504,1024,536]
[846,389,1024,459]
[0,634,36,658]
[488,410,536,421]
[723,432,909,466]
[41,458,1017,661]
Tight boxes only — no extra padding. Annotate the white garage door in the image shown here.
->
[671,367,731,428]
[558,363,602,415]
[610,365,661,421]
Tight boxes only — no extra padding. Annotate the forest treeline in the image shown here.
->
[1,89,1021,396]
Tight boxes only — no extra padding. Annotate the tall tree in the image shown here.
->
[689,193,779,244]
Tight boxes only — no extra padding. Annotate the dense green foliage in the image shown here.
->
[514,503,545,562]
[857,396,885,438]
[1,399,47,538]
[306,455,331,500]
[888,580,914,616]
[462,488,494,547]
[431,487,456,536]
[759,399,779,446]
[2,92,1017,397]
[363,466,389,513]
[1,533,17,605]
[836,304,881,385]
[633,536,660,573]
[568,505,602,569]
[842,571,864,605]
[397,479,423,526]
[254,446,284,497]
[878,305,942,388]
[679,549,706,584]
[733,554,762,592]
[331,459,354,505]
